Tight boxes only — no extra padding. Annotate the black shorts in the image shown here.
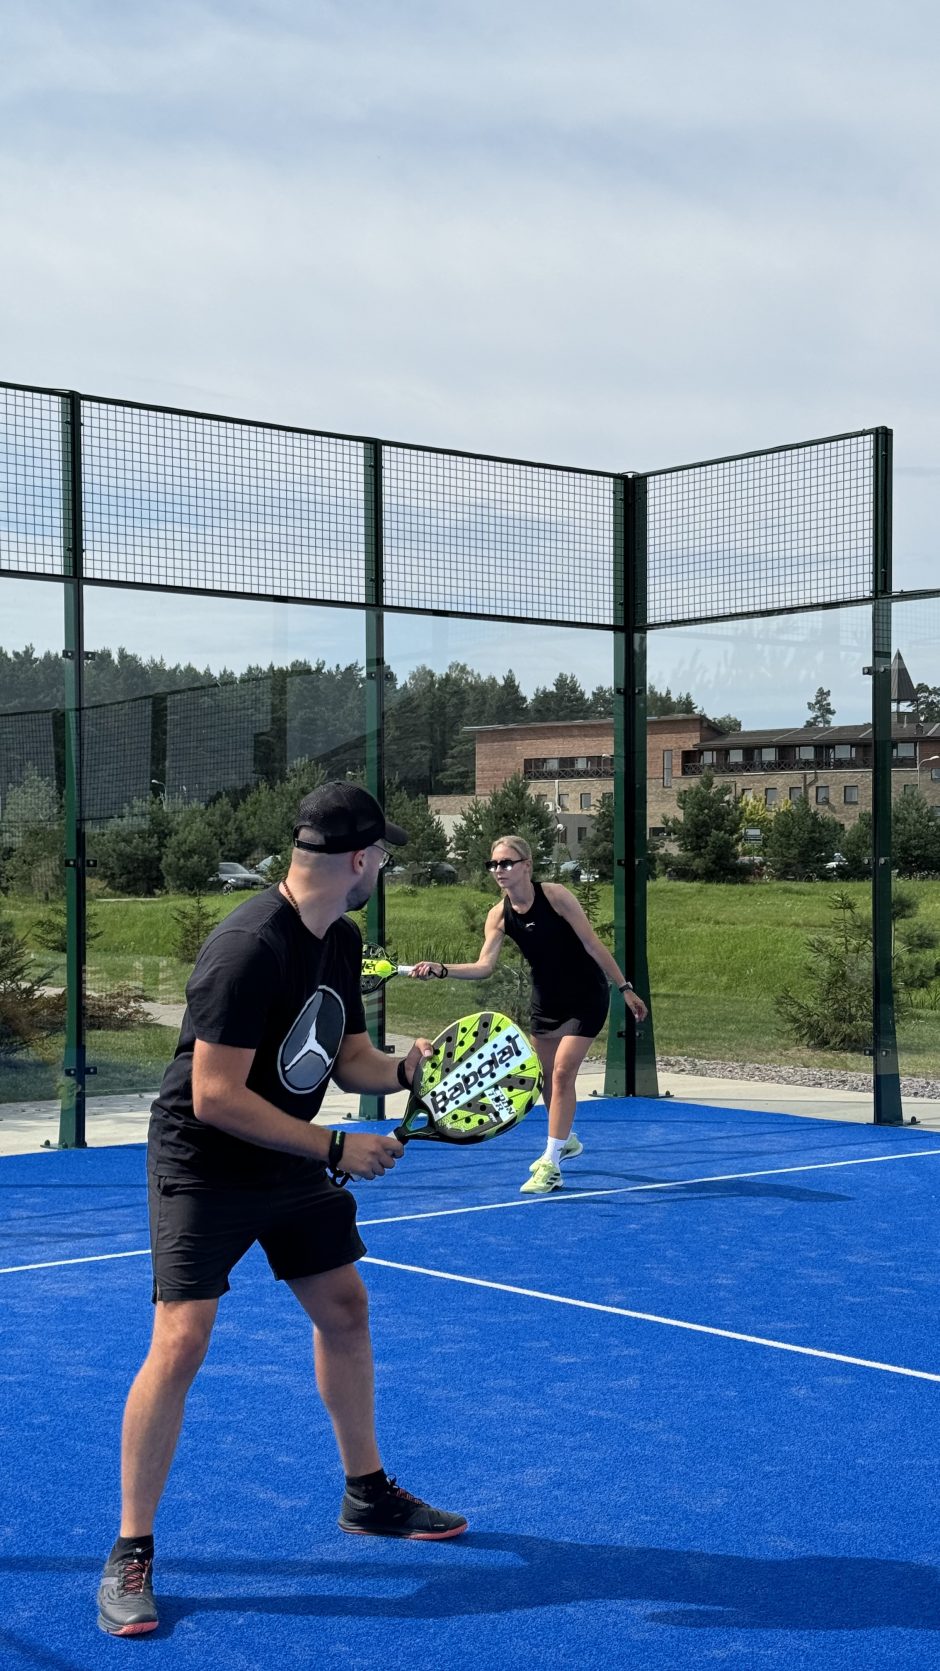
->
[532,989,611,1039]
[147,1164,366,1303]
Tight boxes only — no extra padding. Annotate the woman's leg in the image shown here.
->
[541,1032,594,1142]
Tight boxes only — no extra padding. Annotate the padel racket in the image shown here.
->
[395,1011,542,1146]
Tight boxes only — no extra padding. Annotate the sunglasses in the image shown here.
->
[486,857,525,872]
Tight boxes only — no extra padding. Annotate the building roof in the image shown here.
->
[891,651,918,705]
[692,722,940,748]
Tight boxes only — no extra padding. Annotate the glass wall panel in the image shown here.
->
[81,587,367,1111]
[891,596,940,1103]
[0,577,67,1114]
[645,605,874,1121]
[378,612,617,1081]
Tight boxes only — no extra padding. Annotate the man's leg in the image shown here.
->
[289,1263,467,1539]
[120,1298,218,1534]
[98,1298,217,1635]
[289,1264,379,1475]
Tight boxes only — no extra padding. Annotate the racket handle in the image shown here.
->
[397,965,415,975]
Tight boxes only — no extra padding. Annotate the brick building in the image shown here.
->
[429,711,940,857]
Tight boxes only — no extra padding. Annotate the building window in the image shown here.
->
[728,749,743,764]
[789,786,803,801]
[577,826,588,842]
[663,748,673,787]
[834,744,853,760]
[558,793,569,810]
[648,826,666,840]
[895,742,916,760]
[932,768,940,782]
[843,785,859,804]
[700,750,715,765]
[760,747,776,763]
[579,792,592,810]
[902,783,917,794]
[765,787,778,806]
[816,785,830,805]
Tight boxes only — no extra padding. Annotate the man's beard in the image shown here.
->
[345,877,375,912]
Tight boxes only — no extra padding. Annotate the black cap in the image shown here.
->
[293,781,408,854]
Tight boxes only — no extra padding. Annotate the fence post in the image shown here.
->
[359,439,388,1119]
[871,427,903,1124]
[605,473,658,1097]
[58,391,89,1148]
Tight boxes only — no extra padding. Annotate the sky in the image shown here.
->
[2,0,940,725]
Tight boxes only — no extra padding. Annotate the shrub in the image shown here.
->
[171,895,217,964]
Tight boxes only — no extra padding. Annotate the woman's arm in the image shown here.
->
[411,904,505,981]
[542,884,649,1021]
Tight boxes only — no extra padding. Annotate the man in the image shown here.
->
[97,781,467,1638]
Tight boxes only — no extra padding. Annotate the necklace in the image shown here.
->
[281,880,302,917]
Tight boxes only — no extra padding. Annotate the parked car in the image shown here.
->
[824,852,848,874]
[213,861,268,893]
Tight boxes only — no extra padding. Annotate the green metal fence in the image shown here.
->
[0,379,930,1141]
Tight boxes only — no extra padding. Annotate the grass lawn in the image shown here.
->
[4,879,940,1104]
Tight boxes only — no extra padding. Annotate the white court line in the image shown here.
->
[363,1255,940,1384]
[358,1144,940,1227]
[0,1248,149,1275]
[1,1146,939,1274]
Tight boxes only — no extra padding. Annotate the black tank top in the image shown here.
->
[501,882,608,1016]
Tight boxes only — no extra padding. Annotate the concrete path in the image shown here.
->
[2,1039,937,1156]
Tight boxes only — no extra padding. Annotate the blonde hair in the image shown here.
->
[490,834,532,863]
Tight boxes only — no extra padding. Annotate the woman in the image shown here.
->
[412,835,648,1194]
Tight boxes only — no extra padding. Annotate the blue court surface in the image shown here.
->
[2,1097,940,1671]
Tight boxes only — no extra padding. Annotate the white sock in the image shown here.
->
[544,1138,566,1167]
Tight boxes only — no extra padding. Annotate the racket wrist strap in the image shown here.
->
[328,1130,346,1169]
[438,964,448,978]
[396,1057,411,1090]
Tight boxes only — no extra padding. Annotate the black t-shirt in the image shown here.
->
[149,887,367,1185]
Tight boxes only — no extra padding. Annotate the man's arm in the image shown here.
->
[332,1031,432,1094]
[192,1039,403,1178]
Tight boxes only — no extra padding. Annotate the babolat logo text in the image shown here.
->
[426,1028,527,1117]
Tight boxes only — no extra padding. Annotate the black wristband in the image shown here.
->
[618,981,633,994]
[328,1130,346,1169]
[396,1057,411,1090]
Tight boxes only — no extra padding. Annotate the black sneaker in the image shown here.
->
[339,1478,468,1540]
[96,1546,158,1636]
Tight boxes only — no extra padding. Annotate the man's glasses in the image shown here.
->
[373,845,393,869]
[485,858,523,872]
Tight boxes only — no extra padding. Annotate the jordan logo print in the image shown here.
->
[279,987,345,1093]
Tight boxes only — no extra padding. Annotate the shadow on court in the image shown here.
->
[5,1537,939,1634]
[561,1175,852,1204]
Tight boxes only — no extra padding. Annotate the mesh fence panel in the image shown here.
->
[0,709,59,836]
[83,694,154,825]
[382,447,615,625]
[81,402,367,602]
[644,434,875,627]
[0,388,65,576]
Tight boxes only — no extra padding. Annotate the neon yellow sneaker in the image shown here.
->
[528,1133,582,1174]
[520,1160,563,1195]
